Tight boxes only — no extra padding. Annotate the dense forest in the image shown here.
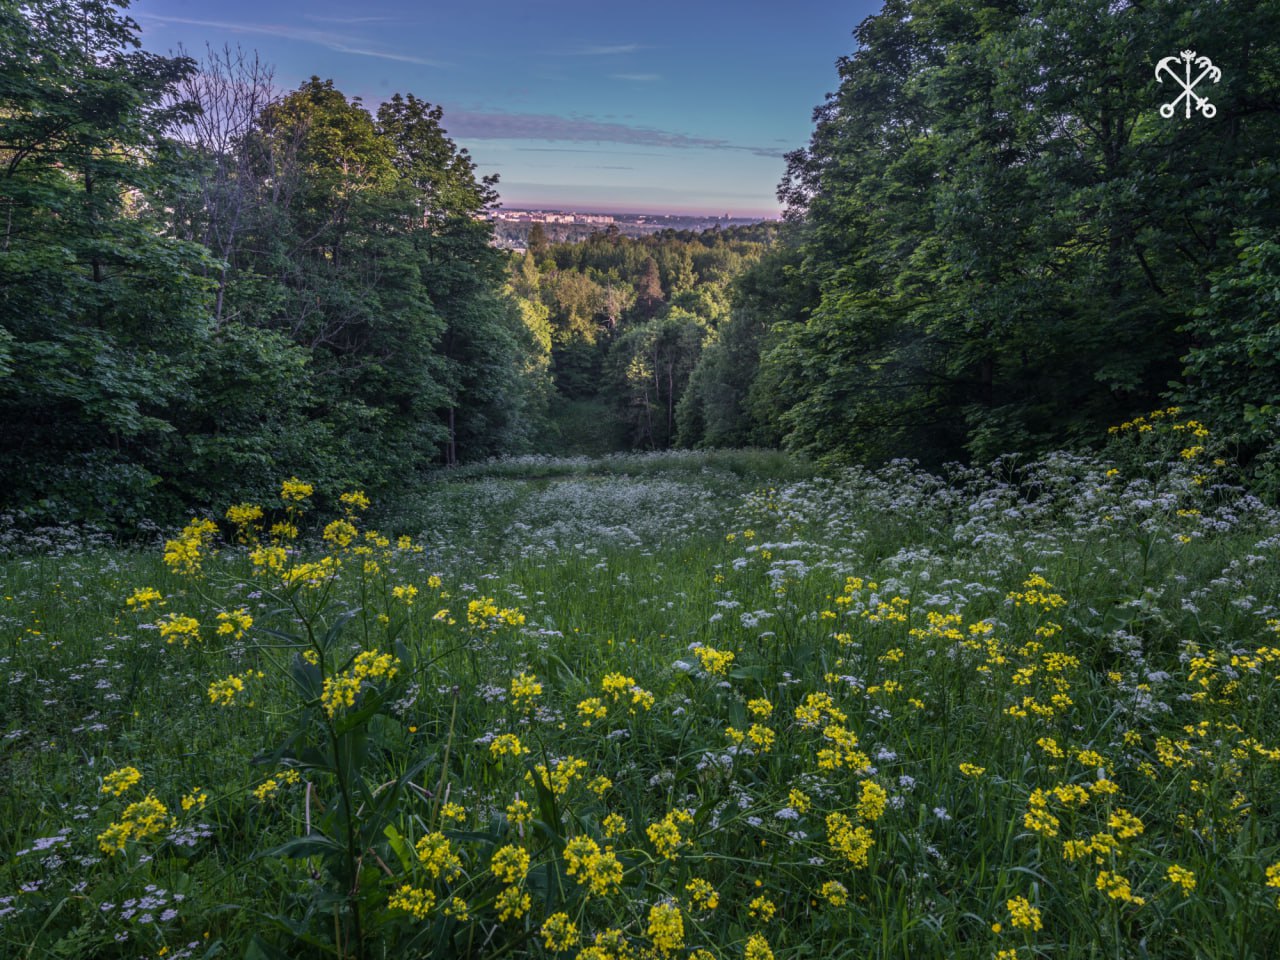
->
[1,3,546,525]
[510,223,775,453]
[731,0,1280,477]
[3,0,1280,525]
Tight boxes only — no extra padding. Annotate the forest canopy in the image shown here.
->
[0,1,544,524]
[718,0,1280,476]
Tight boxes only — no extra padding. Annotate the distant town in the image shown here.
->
[488,207,773,250]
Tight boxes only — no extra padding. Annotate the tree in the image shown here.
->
[221,78,449,486]
[609,311,705,448]
[511,226,771,446]
[376,92,518,464]
[634,256,665,318]
[1177,228,1280,491]
[0,0,217,521]
[752,0,1280,467]
[679,245,807,447]
[527,220,549,260]
[167,43,279,323]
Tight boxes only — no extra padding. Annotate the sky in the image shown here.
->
[130,0,882,217]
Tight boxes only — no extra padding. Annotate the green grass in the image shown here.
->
[3,434,1280,959]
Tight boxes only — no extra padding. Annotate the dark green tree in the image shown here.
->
[527,220,550,260]
[0,0,217,521]
[222,79,450,486]
[678,245,808,447]
[609,311,705,448]
[751,0,1280,467]
[375,92,542,463]
[633,256,665,318]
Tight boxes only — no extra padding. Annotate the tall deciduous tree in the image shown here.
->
[0,0,216,520]
[750,0,1280,467]
[376,93,541,463]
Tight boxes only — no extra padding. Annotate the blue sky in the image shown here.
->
[131,0,880,216]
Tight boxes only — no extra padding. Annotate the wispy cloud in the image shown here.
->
[611,73,661,82]
[140,14,448,67]
[516,147,669,157]
[570,43,645,55]
[446,110,785,158]
[302,15,399,25]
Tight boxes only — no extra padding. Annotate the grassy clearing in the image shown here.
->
[3,424,1280,959]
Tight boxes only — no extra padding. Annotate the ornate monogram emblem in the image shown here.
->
[1155,50,1221,119]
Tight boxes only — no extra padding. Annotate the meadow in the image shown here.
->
[3,414,1280,960]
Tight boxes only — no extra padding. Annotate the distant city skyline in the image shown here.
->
[130,0,880,216]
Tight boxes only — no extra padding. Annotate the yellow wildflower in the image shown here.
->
[208,671,260,707]
[391,584,418,605]
[578,697,608,726]
[100,766,142,797]
[542,913,579,952]
[506,798,533,826]
[163,518,218,575]
[443,896,469,922]
[686,877,719,911]
[181,788,207,812]
[527,756,588,797]
[339,490,370,512]
[856,780,888,822]
[215,607,252,640]
[388,885,435,920]
[158,613,201,647]
[647,809,695,860]
[820,880,848,906]
[511,671,542,709]
[748,895,777,922]
[602,813,627,838]
[490,844,530,884]
[826,812,874,868]
[744,933,773,960]
[646,902,684,954]
[440,801,466,823]
[495,885,531,921]
[1006,896,1042,931]
[694,645,735,676]
[280,477,313,502]
[490,734,526,758]
[320,674,361,717]
[125,587,163,611]
[1166,864,1196,896]
[1096,870,1145,905]
[415,832,462,880]
[96,794,169,855]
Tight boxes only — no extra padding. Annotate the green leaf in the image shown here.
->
[384,824,413,872]
[264,833,344,860]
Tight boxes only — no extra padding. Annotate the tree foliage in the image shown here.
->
[0,0,215,521]
[510,225,775,451]
[0,1,552,524]
[709,0,1280,468]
